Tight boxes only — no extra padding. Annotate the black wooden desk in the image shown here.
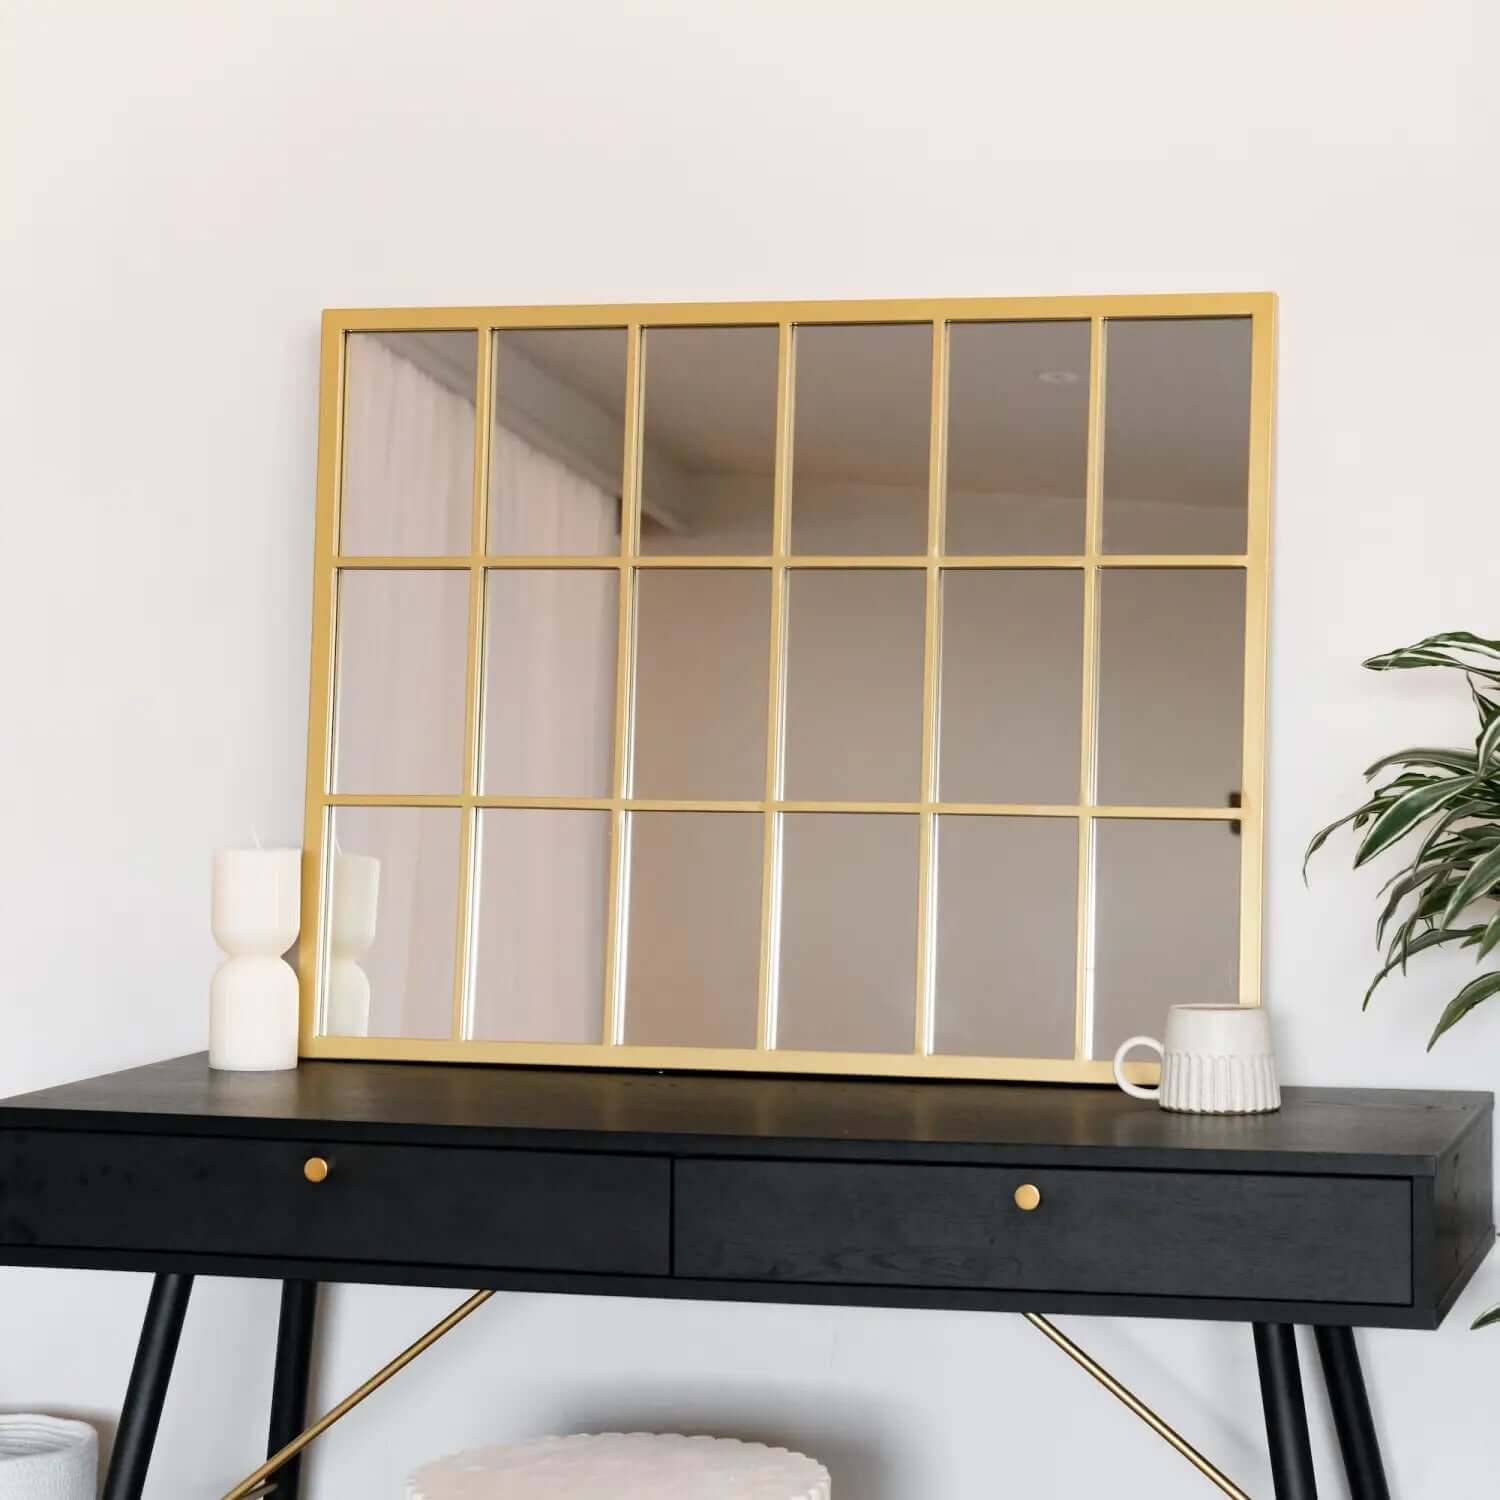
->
[0,1056,1491,1499]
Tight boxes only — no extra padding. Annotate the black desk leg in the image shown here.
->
[1254,1323,1318,1499]
[266,1280,320,1499]
[102,1272,194,1500]
[1314,1326,1391,1500]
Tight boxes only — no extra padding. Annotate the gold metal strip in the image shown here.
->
[333,552,1250,572]
[1073,316,1106,1062]
[913,319,947,1054]
[602,324,645,1045]
[220,1291,495,1500]
[756,322,795,1051]
[1238,303,1276,1009]
[1024,1314,1253,1500]
[449,327,495,1041]
[298,321,345,1048]
[327,292,1275,332]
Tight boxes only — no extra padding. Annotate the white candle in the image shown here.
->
[209,848,302,1071]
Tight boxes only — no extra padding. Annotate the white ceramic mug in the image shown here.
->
[1112,1004,1281,1114]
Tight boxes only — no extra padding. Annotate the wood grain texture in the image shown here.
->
[0,1129,669,1276]
[675,1160,1411,1304]
[0,1055,1487,1174]
[0,1055,1490,1330]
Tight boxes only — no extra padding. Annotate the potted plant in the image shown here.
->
[1306,630,1500,1326]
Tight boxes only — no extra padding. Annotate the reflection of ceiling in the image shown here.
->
[376,316,1253,515]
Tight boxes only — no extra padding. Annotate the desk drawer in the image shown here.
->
[0,1130,669,1276]
[675,1160,1411,1305]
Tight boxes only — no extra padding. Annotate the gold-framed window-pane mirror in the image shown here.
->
[302,293,1274,1084]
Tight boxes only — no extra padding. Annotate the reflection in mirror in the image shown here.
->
[1103,318,1252,554]
[471,809,608,1042]
[632,569,769,799]
[939,569,1083,804]
[482,570,618,797]
[624,813,762,1048]
[777,813,918,1053]
[641,327,777,555]
[341,332,477,557]
[946,322,1089,555]
[934,816,1076,1057]
[783,570,924,801]
[1096,568,1245,807]
[489,330,626,556]
[334,569,469,794]
[1091,817,1241,1058]
[792,324,931,554]
[324,805,461,1038]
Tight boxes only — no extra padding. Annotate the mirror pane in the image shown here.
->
[341,332,476,557]
[632,569,769,800]
[938,569,1082,804]
[791,324,931,555]
[323,805,461,1038]
[489,329,626,556]
[776,813,918,1053]
[482,569,618,797]
[783,570,925,802]
[934,815,1076,1058]
[471,809,609,1042]
[1102,318,1252,555]
[624,812,763,1048]
[946,322,1089,555]
[1091,817,1241,1058]
[641,327,777,555]
[334,569,469,794]
[1096,568,1245,807]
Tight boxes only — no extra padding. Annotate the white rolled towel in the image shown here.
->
[0,1416,98,1500]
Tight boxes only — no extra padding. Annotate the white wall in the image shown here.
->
[3,1,1498,1494]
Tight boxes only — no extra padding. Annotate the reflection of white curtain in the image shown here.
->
[335,343,616,1039]
[477,426,616,1042]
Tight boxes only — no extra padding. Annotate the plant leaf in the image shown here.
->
[1303,796,1390,878]
[1354,777,1477,867]
[1440,842,1500,928]
[1364,926,1483,1009]
[1474,910,1500,963]
[1479,710,1500,769]
[1472,681,1500,731]
[1473,1302,1500,1331]
[1428,969,1500,1050]
[1364,747,1478,779]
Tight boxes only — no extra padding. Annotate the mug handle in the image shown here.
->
[1113,1036,1165,1101]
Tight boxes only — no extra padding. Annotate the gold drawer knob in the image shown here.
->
[303,1156,330,1184]
[1014,1183,1041,1212]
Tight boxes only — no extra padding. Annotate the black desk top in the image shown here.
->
[1,1053,1488,1176]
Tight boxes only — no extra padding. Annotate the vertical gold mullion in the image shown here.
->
[602,325,645,1045]
[1073,316,1106,1062]
[1238,304,1275,1009]
[913,320,948,1054]
[756,322,795,1051]
[450,326,494,1042]
[299,319,346,1049]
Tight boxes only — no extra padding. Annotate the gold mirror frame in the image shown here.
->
[299,293,1275,1083]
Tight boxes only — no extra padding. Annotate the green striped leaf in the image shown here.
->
[1477,911,1500,963]
[1473,1302,1500,1331]
[1364,926,1483,1009]
[1363,747,1478,779]
[1353,777,1477,867]
[1428,969,1500,1050]
[1439,842,1500,928]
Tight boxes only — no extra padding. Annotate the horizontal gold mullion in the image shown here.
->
[302,1031,1150,1084]
[326,292,1273,334]
[333,552,1252,572]
[324,794,1241,820]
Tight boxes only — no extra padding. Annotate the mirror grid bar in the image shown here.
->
[449,327,495,1041]
[331,554,1252,571]
[755,322,796,1051]
[913,320,948,1054]
[601,324,646,1047]
[1073,317,1107,1062]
